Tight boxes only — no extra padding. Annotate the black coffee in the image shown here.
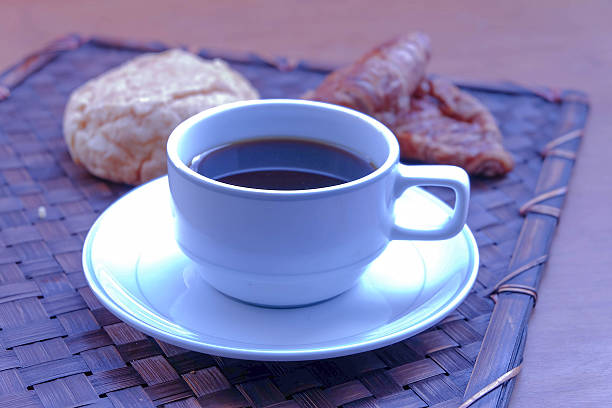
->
[189,138,375,190]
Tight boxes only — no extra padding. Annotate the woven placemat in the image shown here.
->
[0,35,588,408]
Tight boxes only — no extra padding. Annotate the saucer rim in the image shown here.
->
[83,176,479,361]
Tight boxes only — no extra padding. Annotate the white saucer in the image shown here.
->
[83,177,478,361]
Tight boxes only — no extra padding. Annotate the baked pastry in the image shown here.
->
[63,49,259,185]
[394,78,514,176]
[306,34,513,176]
[305,32,430,125]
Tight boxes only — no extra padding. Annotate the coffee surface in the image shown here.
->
[190,138,374,190]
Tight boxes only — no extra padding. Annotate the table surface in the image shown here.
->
[2,1,611,406]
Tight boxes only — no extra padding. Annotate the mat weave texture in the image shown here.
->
[0,37,588,408]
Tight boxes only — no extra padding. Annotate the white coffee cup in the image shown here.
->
[167,99,469,307]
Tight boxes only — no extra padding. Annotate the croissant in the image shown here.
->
[394,78,514,176]
[306,33,514,177]
[305,32,430,125]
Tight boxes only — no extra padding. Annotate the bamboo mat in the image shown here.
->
[0,35,588,408]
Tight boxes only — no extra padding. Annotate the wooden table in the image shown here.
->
[2,1,611,405]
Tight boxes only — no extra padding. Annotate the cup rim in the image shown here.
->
[166,99,399,198]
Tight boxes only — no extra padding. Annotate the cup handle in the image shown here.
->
[390,164,470,240]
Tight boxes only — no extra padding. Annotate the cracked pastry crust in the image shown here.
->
[306,34,514,177]
[63,49,259,185]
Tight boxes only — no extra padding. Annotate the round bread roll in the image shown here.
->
[63,49,259,185]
